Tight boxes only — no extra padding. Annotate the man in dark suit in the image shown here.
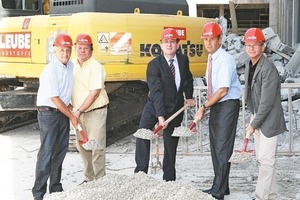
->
[243,28,286,200]
[134,28,195,181]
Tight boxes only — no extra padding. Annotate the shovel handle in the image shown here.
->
[245,131,251,139]
[77,124,83,131]
[153,125,163,134]
[153,104,189,134]
[188,122,196,130]
[77,124,88,144]
[241,131,251,151]
[188,116,200,130]
[166,104,189,123]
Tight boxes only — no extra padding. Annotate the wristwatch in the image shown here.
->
[202,104,208,110]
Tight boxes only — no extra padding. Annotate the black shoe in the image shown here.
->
[49,189,63,194]
[212,194,224,200]
[78,180,87,185]
[224,188,230,195]
[202,188,212,194]
[202,188,230,196]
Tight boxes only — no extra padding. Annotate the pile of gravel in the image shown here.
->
[44,172,214,200]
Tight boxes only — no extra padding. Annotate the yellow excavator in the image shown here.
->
[0,0,212,144]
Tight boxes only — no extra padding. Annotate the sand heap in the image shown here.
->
[44,172,214,200]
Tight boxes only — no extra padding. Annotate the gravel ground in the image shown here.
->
[0,112,299,200]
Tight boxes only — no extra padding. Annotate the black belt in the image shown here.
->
[85,105,107,113]
[221,99,240,103]
[37,106,60,112]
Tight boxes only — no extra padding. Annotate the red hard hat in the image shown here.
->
[53,33,73,47]
[160,28,179,41]
[243,28,265,43]
[201,22,222,38]
[75,33,93,45]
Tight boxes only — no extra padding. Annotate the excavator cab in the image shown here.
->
[0,0,42,17]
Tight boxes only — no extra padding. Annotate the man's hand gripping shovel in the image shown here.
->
[229,131,254,163]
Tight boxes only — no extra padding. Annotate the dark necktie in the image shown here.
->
[169,59,175,78]
[207,55,213,100]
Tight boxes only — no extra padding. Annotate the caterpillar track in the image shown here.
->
[0,111,37,133]
[105,81,149,146]
[0,79,38,133]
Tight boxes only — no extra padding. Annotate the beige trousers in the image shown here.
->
[76,107,107,181]
[253,129,278,200]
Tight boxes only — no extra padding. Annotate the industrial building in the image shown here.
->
[188,0,299,47]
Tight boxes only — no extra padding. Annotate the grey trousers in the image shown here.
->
[208,99,240,198]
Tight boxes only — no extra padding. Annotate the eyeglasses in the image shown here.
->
[245,43,263,49]
[161,39,177,44]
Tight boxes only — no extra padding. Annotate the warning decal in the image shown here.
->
[99,34,108,43]
[98,33,109,53]
[97,32,132,55]
[110,32,132,55]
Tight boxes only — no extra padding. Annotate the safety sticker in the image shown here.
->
[98,33,109,53]
[99,34,108,43]
[110,32,132,55]
[97,32,132,55]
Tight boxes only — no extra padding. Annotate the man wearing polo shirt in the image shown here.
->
[72,33,109,183]
[32,33,78,200]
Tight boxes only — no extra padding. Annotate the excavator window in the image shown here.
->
[2,0,39,10]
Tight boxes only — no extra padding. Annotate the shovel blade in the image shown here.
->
[133,128,158,140]
[172,126,193,137]
[82,140,100,150]
[229,150,254,163]
[234,149,254,153]
[230,133,254,163]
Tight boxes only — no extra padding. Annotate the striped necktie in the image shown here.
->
[207,55,213,100]
[169,59,175,78]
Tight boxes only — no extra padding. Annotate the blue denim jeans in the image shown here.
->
[32,111,70,199]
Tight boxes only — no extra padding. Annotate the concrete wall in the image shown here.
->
[270,0,299,47]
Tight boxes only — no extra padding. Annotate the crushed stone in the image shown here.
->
[172,126,194,137]
[44,172,215,200]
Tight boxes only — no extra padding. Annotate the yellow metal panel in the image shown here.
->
[0,62,44,78]
[0,12,213,81]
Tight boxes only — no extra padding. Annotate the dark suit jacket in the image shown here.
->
[244,55,286,137]
[144,53,193,126]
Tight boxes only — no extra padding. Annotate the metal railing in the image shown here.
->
[179,84,300,156]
